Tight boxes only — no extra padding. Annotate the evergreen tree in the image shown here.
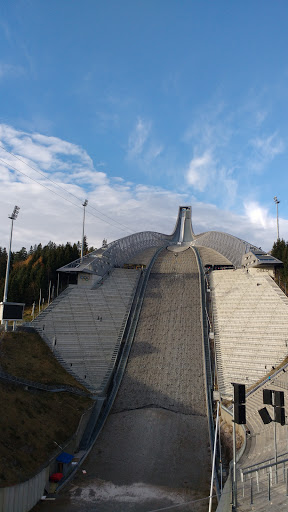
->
[0,239,92,306]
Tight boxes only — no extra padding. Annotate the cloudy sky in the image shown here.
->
[1,1,288,252]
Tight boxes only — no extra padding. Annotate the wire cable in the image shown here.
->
[0,143,135,234]
[0,156,130,234]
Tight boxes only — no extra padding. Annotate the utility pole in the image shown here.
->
[274,196,280,241]
[232,383,246,509]
[2,206,20,330]
[81,199,88,260]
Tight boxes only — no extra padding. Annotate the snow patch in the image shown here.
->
[70,480,186,504]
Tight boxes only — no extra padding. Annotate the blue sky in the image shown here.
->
[1,1,288,251]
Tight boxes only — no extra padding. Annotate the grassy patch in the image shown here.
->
[0,331,93,487]
[0,382,92,486]
[0,331,87,390]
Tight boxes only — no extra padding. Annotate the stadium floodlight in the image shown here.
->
[274,196,280,241]
[2,206,20,330]
[81,199,88,260]
[9,205,20,221]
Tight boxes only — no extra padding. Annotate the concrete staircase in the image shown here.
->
[210,269,288,398]
[32,268,140,394]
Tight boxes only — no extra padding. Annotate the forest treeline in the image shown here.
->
[0,238,94,306]
[271,239,288,283]
[0,237,287,307]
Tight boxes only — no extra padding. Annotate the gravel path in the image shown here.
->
[33,248,212,512]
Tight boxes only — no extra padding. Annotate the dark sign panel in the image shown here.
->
[1,302,25,320]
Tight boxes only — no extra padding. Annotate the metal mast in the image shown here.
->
[274,196,280,241]
[81,199,88,260]
[3,206,20,303]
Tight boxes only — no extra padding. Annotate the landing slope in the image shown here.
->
[44,248,212,511]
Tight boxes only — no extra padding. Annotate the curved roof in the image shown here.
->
[59,206,279,274]
[194,246,233,267]
[192,230,264,268]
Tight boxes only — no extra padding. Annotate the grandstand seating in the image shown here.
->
[32,268,139,394]
[210,269,288,398]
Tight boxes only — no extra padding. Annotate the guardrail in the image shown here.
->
[240,456,288,505]
[192,246,220,503]
[56,245,166,491]
[241,451,288,476]
[0,370,90,396]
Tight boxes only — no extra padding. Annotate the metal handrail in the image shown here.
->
[0,369,90,396]
[192,246,220,501]
[241,450,288,474]
[241,456,288,477]
[56,244,165,492]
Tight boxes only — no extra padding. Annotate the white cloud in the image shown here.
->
[244,201,271,229]
[192,201,286,251]
[186,151,215,192]
[249,133,285,171]
[145,144,163,161]
[0,62,25,80]
[255,110,267,126]
[127,118,151,159]
[127,118,163,164]
[0,124,286,255]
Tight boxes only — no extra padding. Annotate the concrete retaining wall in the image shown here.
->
[0,404,93,512]
[0,466,49,512]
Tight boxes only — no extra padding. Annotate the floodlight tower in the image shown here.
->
[3,206,20,304]
[81,199,88,260]
[274,196,280,241]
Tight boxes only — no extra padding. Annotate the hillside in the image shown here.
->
[0,330,93,487]
[0,239,95,306]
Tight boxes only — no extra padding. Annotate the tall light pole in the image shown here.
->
[274,196,280,241]
[81,199,88,260]
[2,206,20,330]
[3,206,20,304]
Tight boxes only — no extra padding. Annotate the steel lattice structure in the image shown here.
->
[58,206,278,275]
[59,230,173,276]
[192,231,264,268]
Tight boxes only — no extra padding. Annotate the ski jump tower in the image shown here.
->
[33,205,282,398]
[59,205,281,280]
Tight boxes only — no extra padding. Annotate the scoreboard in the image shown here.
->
[0,302,25,321]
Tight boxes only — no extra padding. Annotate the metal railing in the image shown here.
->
[193,230,263,268]
[0,369,90,396]
[58,231,173,276]
[240,457,288,505]
[56,244,165,491]
[192,246,220,502]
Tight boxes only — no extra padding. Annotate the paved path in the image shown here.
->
[32,249,212,512]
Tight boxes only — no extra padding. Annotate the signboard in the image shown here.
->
[0,302,25,321]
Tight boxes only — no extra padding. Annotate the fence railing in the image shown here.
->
[240,457,288,505]
[192,246,220,504]
[56,245,166,492]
